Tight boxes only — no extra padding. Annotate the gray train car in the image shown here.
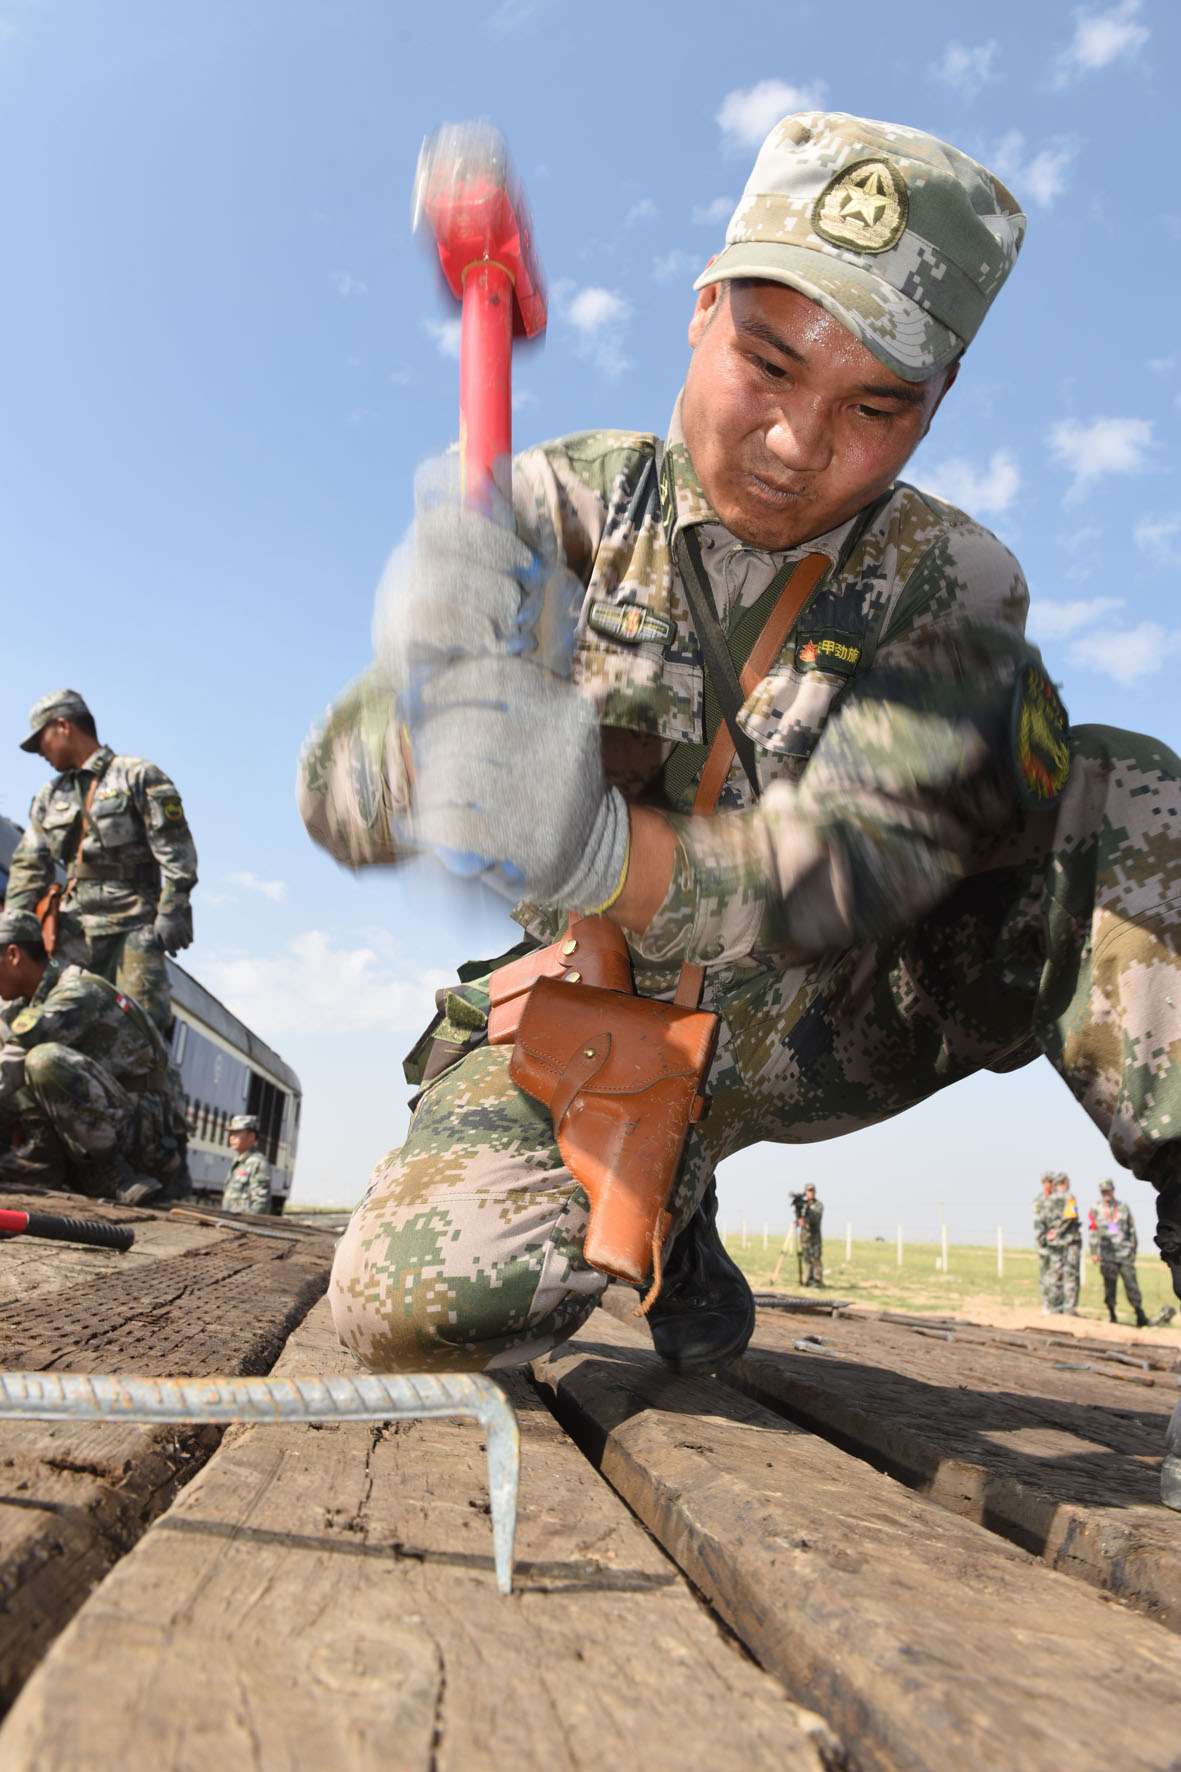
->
[0,813,301,1208]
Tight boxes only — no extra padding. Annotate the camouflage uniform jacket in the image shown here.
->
[7,746,197,936]
[0,958,178,1112]
[300,398,1062,975]
[798,1198,823,1240]
[1032,1192,1055,1250]
[1054,1189,1083,1244]
[1088,1198,1137,1262]
[222,1147,272,1215]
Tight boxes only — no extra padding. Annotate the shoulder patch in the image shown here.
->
[587,600,676,647]
[10,1008,40,1034]
[1012,663,1071,808]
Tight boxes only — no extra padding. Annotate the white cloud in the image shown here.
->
[1026,595,1124,639]
[1068,621,1181,687]
[564,285,631,378]
[715,80,827,153]
[914,449,1020,515]
[228,871,286,903]
[1052,0,1149,86]
[931,40,998,99]
[199,931,451,1038]
[990,131,1078,207]
[330,271,368,297]
[423,316,462,360]
[1134,514,1181,560]
[1047,415,1156,498]
[625,198,657,227]
[652,249,699,284]
[691,195,735,227]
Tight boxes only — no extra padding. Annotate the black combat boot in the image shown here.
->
[645,1179,756,1375]
[71,1151,159,1205]
[1135,1306,1150,1328]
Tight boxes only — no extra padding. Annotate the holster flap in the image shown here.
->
[509,978,718,1285]
[488,915,634,1046]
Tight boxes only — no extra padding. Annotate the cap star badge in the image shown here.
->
[812,158,909,254]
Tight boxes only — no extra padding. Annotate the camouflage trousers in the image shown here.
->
[9,1044,184,1185]
[799,1231,823,1285]
[56,916,173,1033]
[1043,1241,1081,1312]
[331,725,1181,1373]
[1097,1252,1144,1317]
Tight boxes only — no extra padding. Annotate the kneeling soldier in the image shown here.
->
[221,1114,272,1216]
[0,909,187,1203]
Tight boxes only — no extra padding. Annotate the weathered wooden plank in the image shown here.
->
[0,1299,841,1772]
[0,1220,332,1711]
[537,1307,1181,1772]
[716,1304,1181,1629]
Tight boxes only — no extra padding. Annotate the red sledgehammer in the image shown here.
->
[412,120,547,502]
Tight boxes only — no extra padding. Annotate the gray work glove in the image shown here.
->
[405,654,630,912]
[154,905,193,954]
[374,455,584,702]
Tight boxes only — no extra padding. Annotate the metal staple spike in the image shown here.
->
[0,1370,520,1593]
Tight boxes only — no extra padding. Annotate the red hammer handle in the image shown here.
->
[460,261,514,501]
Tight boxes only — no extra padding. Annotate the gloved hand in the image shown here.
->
[406,654,630,911]
[154,905,193,954]
[374,455,584,698]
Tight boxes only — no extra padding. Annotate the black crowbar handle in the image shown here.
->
[0,1208,134,1252]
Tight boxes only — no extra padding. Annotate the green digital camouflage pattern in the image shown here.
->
[222,1147,272,1215]
[1087,1195,1144,1316]
[696,112,1025,382]
[0,959,187,1180]
[7,745,197,1030]
[798,1196,823,1284]
[309,425,1181,1374]
[1033,1187,1056,1306]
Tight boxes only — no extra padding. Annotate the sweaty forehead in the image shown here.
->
[726,280,944,398]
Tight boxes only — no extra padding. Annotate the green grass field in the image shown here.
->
[721,1232,1178,1324]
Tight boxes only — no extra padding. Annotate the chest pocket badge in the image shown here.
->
[587,601,676,646]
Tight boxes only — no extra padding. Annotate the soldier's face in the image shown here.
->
[37,721,74,771]
[682,281,955,550]
[229,1130,256,1153]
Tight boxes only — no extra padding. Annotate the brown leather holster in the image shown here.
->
[35,883,63,955]
[487,916,717,1285]
[503,973,717,1286]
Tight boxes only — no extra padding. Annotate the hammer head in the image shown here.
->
[412,120,547,340]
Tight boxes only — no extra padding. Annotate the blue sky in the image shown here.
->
[2,0,1177,1245]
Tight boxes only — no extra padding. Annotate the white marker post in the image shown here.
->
[846,1222,852,1261]
[763,1222,768,1250]
[897,1226,903,1267]
[997,1226,1004,1277]
[941,1223,949,1277]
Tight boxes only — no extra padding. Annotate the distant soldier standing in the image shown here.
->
[1033,1172,1057,1311]
[222,1114,272,1215]
[0,909,187,1201]
[6,690,197,1033]
[1088,1180,1149,1327]
[797,1183,824,1287]
[1042,1176,1078,1318]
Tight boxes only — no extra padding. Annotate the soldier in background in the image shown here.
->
[6,690,197,1033]
[797,1183,824,1287]
[1033,1172,1056,1312]
[1042,1176,1078,1318]
[222,1113,272,1215]
[0,909,187,1202]
[1088,1180,1149,1327]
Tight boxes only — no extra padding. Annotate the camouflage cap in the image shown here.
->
[0,909,46,947]
[695,111,1026,383]
[229,1114,260,1133]
[19,688,93,753]
[1099,1178,1116,1192]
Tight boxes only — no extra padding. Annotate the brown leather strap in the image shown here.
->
[673,550,829,1011]
[63,773,102,902]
